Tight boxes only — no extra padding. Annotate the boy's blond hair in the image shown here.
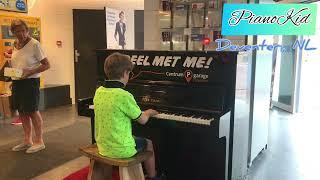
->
[104,52,133,80]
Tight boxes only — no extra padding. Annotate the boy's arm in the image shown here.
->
[137,109,158,125]
[119,93,157,124]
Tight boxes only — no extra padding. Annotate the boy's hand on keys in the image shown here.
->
[145,109,158,117]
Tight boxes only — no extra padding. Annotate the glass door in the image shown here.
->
[271,35,300,113]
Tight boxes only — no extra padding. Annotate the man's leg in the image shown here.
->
[25,111,45,153]
[29,111,44,145]
[12,113,33,151]
[20,113,32,144]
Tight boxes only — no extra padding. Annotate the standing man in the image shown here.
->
[114,11,126,49]
[10,19,50,153]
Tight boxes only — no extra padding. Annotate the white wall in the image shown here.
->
[144,0,160,50]
[27,0,143,103]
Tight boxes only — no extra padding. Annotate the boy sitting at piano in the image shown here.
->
[93,52,160,180]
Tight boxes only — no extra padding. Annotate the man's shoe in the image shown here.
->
[26,144,45,153]
[12,143,32,151]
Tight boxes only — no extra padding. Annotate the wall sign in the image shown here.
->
[0,0,28,13]
[97,50,238,85]
[222,4,317,35]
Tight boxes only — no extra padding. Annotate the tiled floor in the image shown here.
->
[0,105,89,146]
[32,156,89,180]
[0,105,91,180]
[247,109,320,180]
[0,105,319,180]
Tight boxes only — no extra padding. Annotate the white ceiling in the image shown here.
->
[28,0,144,10]
[105,0,144,10]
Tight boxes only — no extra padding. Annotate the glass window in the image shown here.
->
[160,1,171,29]
[172,30,186,50]
[191,2,205,28]
[173,3,188,28]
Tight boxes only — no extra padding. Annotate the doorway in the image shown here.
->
[271,1,320,113]
[271,35,299,113]
[73,9,106,102]
[299,1,320,113]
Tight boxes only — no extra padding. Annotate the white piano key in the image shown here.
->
[153,113,214,126]
[88,106,213,125]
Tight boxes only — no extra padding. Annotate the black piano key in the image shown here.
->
[202,115,214,120]
[174,112,184,116]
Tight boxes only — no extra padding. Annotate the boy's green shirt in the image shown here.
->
[93,84,142,158]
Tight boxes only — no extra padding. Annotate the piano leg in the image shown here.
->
[90,116,96,144]
[167,128,226,180]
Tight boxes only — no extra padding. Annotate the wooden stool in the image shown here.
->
[80,144,152,180]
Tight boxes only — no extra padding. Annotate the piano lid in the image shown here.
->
[96,50,238,114]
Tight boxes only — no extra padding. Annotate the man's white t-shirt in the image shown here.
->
[11,38,46,79]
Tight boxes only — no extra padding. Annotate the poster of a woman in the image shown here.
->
[114,11,126,49]
[106,7,134,50]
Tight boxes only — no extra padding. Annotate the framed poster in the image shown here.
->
[0,0,28,13]
[105,7,134,50]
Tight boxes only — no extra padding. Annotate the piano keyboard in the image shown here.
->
[153,113,214,126]
[89,105,214,125]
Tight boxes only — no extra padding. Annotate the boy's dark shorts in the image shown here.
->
[134,137,147,153]
[11,78,40,114]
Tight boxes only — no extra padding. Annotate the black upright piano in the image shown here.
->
[78,50,238,180]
